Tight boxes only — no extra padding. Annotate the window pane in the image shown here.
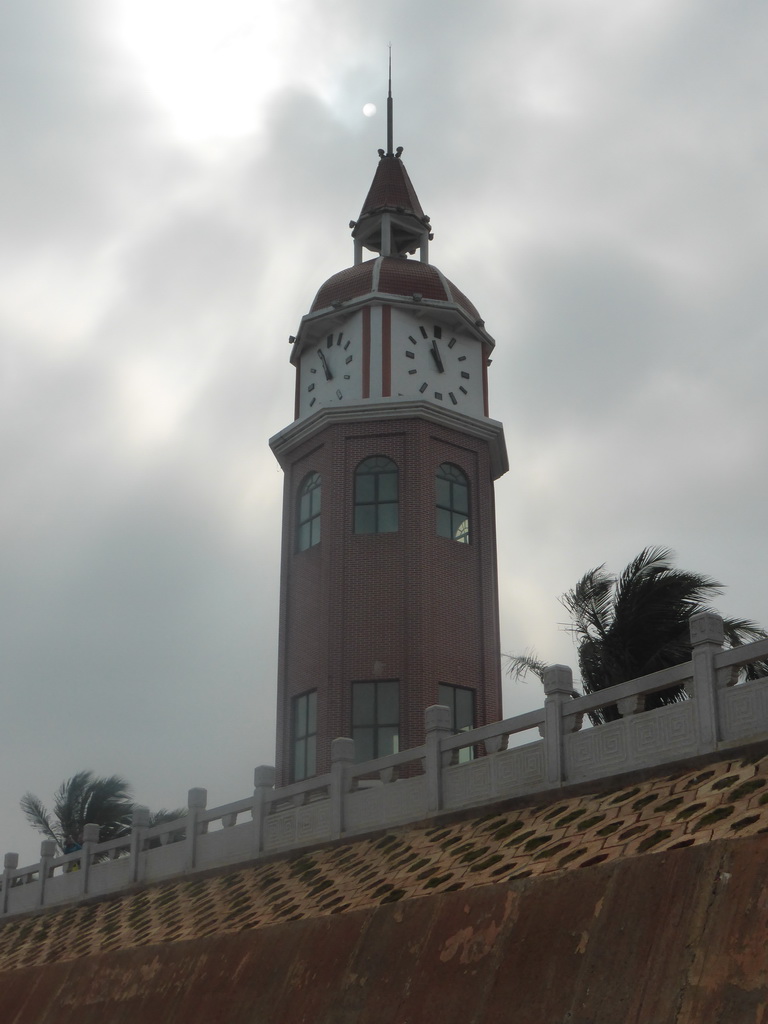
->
[307,691,317,734]
[378,681,399,724]
[355,505,376,534]
[293,739,305,780]
[352,682,374,725]
[355,473,375,503]
[305,735,316,777]
[436,508,452,539]
[436,478,451,507]
[377,726,399,757]
[456,688,474,731]
[453,483,469,514]
[378,503,398,533]
[353,727,374,763]
[310,518,321,546]
[378,472,398,502]
[454,516,469,543]
[295,695,307,736]
[311,488,321,515]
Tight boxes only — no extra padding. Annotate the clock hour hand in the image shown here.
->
[318,349,333,380]
[430,339,445,373]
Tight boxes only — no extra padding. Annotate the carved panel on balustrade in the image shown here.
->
[719,680,768,742]
[263,800,332,853]
[443,759,491,809]
[345,778,427,835]
[443,741,545,809]
[566,703,696,782]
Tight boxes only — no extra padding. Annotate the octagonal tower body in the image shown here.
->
[270,144,508,787]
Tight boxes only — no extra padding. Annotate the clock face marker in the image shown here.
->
[327,334,333,348]
[336,333,343,345]
[336,388,343,399]
[344,339,351,350]
[408,369,417,375]
[419,326,428,339]
[309,397,316,407]
[458,355,466,362]
[419,382,428,393]
[448,337,456,349]
[307,383,315,392]
[434,392,443,400]
[408,335,418,345]
[461,371,470,379]
[459,386,468,395]
[433,325,442,339]
[406,350,414,359]
[346,355,353,364]
[449,392,457,405]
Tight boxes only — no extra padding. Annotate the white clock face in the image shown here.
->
[302,329,357,413]
[393,321,480,411]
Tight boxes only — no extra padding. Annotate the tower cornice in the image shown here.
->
[269,401,509,480]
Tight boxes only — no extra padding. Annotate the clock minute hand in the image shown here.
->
[318,349,333,380]
[431,339,445,373]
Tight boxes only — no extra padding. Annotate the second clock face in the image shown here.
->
[304,330,356,411]
[396,322,475,408]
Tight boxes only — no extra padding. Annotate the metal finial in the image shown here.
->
[386,45,393,157]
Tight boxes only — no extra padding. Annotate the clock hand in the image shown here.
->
[431,339,445,373]
[318,349,333,380]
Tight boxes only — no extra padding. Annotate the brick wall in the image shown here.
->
[273,414,503,785]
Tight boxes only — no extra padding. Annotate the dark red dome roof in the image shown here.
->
[310,257,482,322]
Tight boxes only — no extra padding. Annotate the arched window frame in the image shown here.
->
[353,456,399,534]
[436,463,470,543]
[296,471,321,551]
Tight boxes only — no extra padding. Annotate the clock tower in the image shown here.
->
[269,87,508,786]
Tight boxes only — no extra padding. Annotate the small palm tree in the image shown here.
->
[20,772,187,854]
[508,546,768,723]
[21,771,134,853]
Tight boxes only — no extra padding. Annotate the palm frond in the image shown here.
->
[504,651,547,683]
[19,792,60,848]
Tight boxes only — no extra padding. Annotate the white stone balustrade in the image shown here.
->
[2,613,767,920]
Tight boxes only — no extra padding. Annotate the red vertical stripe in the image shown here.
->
[362,307,371,398]
[382,305,391,397]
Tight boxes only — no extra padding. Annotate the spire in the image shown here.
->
[386,45,393,157]
[349,53,433,264]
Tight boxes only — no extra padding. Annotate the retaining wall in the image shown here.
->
[0,833,766,1023]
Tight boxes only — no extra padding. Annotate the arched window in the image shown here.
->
[436,463,470,543]
[354,456,399,534]
[296,472,321,551]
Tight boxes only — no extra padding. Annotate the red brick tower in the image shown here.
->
[269,92,508,786]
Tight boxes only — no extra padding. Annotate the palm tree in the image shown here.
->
[20,771,186,854]
[507,546,768,723]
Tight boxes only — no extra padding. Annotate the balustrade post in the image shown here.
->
[2,853,18,915]
[80,823,100,896]
[130,806,150,884]
[425,705,452,814]
[543,665,577,786]
[331,738,355,838]
[38,840,56,908]
[688,612,725,752]
[252,766,276,856]
[185,788,207,872]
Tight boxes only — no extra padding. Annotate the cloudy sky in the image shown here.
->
[3,0,767,863]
